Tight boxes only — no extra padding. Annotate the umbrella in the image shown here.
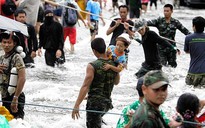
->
[0,15,28,36]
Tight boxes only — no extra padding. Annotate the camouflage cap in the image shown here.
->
[144,70,169,89]
[134,19,147,31]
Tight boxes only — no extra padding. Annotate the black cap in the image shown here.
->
[136,77,144,97]
[44,9,53,16]
[143,70,169,89]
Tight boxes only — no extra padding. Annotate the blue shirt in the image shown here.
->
[184,32,205,74]
[86,0,101,21]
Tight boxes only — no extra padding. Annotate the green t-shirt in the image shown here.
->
[116,100,170,128]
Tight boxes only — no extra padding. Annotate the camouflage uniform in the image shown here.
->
[0,52,25,119]
[147,17,191,67]
[131,70,170,128]
[86,58,117,128]
[116,100,170,128]
[130,100,170,128]
[185,74,205,87]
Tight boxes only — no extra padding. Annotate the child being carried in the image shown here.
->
[104,33,131,72]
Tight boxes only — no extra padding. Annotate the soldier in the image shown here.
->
[116,77,170,128]
[147,4,191,68]
[71,38,120,128]
[131,70,170,128]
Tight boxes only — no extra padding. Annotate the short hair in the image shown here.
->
[118,5,129,12]
[14,9,26,17]
[0,31,20,46]
[164,4,173,11]
[176,93,199,128]
[116,33,131,47]
[116,37,129,47]
[91,38,106,54]
[193,16,205,33]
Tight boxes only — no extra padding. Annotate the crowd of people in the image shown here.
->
[0,0,205,128]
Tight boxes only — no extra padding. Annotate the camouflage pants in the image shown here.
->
[186,74,205,87]
[86,98,113,128]
[158,47,177,68]
[135,62,162,79]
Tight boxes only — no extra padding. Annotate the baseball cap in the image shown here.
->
[143,70,169,89]
[134,19,147,31]
[116,33,131,46]
[136,77,144,97]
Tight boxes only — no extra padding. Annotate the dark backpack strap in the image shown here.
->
[7,52,17,87]
[0,52,16,87]
[7,52,16,72]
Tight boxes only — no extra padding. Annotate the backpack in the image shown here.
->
[64,3,78,26]
[1,0,17,16]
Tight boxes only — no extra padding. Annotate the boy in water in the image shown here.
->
[104,33,130,73]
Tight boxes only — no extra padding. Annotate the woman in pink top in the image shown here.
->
[141,0,149,13]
